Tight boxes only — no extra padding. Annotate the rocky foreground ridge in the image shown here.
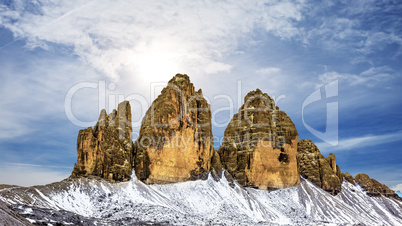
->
[1,175,402,225]
[71,73,397,197]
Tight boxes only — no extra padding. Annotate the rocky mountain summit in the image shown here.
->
[71,101,133,182]
[133,74,216,183]
[218,89,300,189]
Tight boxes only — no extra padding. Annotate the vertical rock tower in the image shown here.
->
[326,153,343,181]
[71,101,133,182]
[218,89,300,189]
[133,74,215,184]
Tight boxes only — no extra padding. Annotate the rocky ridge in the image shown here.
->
[297,139,398,197]
[0,199,31,226]
[68,73,399,198]
[353,173,398,198]
[1,175,401,225]
[297,139,343,195]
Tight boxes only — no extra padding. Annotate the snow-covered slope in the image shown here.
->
[0,172,401,225]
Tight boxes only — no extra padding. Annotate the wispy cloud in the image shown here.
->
[0,0,307,81]
[0,51,100,140]
[303,0,402,61]
[256,67,281,75]
[316,130,402,153]
[303,66,396,89]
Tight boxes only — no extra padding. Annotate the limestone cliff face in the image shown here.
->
[354,173,398,198]
[218,89,300,189]
[297,139,342,195]
[133,74,216,184]
[71,101,133,182]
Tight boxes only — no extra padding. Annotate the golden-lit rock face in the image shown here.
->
[218,89,300,189]
[133,74,216,184]
[71,101,133,182]
[244,139,299,189]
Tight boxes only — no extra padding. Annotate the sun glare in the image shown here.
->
[127,42,183,83]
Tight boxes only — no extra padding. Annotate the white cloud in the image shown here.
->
[316,130,402,153]
[260,1,304,39]
[0,53,101,140]
[392,184,402,193]
[303,0,402,60]
[0,0,306,81]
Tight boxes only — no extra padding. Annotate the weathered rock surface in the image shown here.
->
[218,89,300,189]
[71,101,133,182]
[343,172,355,184]
[297,140,398,197]
[297,139,342,195]
[354,173,398,198]
[326,153,344,182]
[133,74,216,184]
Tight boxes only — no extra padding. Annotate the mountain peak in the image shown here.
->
[243,89,274,108]
[134,74,215,184]
[167,73,195,95]
[71,101,133,182]
[219,88,299,189]
[168,73,191,84]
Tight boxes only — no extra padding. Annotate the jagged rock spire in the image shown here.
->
[71,101,133,182]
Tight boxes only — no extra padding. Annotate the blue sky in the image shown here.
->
[0,0,401,195]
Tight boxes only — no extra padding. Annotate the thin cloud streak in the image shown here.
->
[2,162,71,169]
[317,130,402,153]
[301,66,396,89]
[0,164,70,187]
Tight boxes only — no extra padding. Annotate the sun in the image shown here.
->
[126,41,183,83]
